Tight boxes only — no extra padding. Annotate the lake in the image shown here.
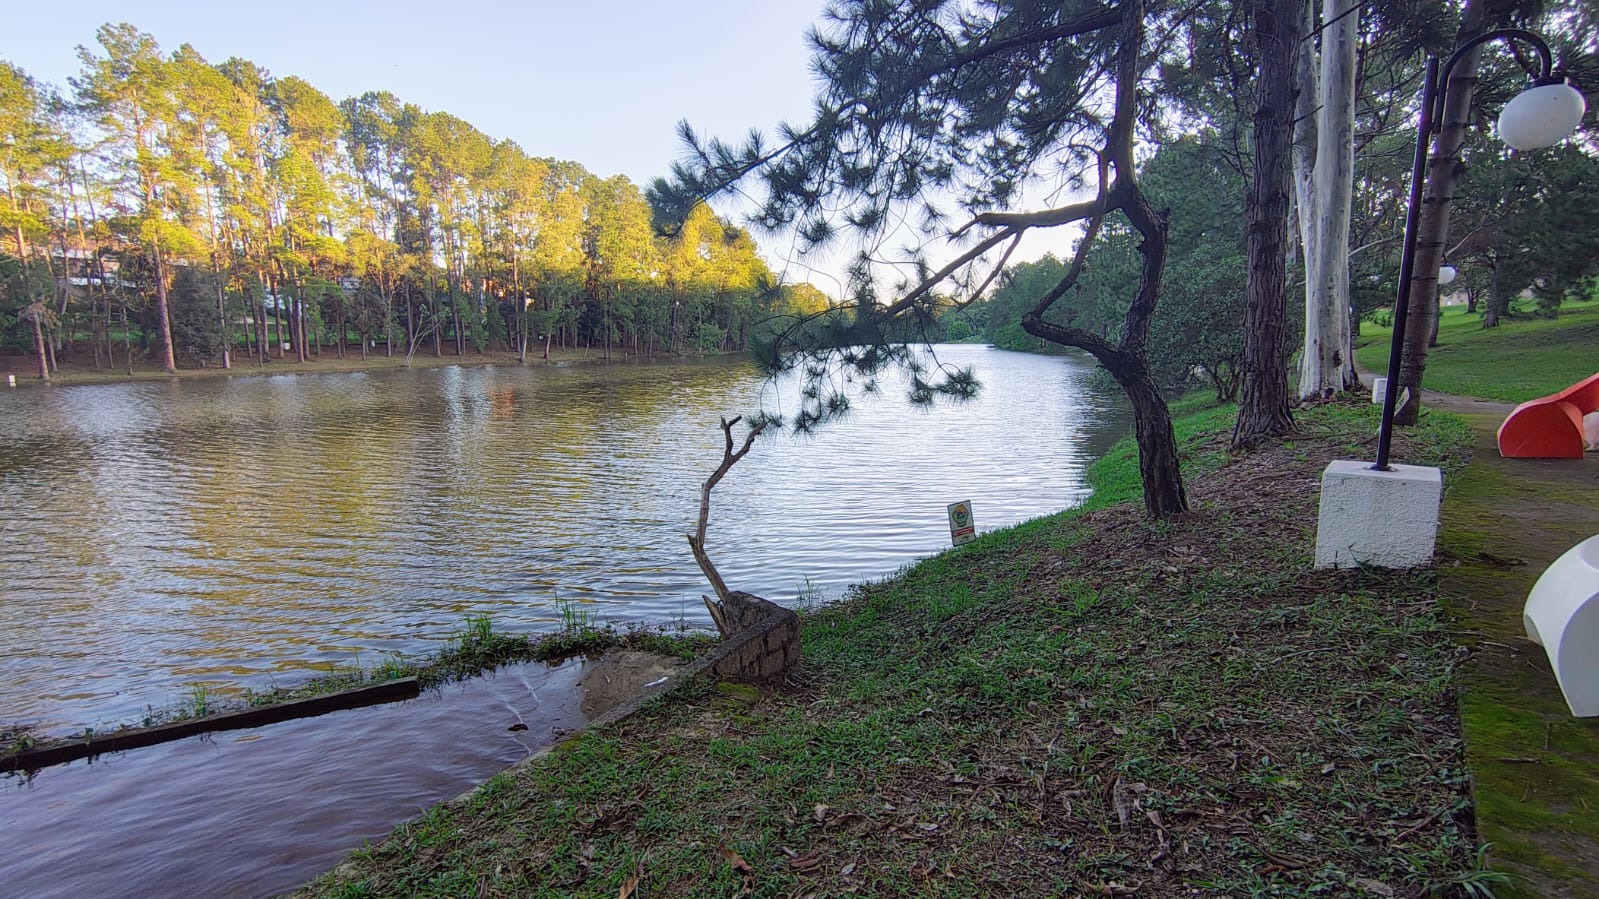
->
[0,344,1129,736]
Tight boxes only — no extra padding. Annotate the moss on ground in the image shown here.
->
[299,400,1492,898]
[1437,413,1599,897]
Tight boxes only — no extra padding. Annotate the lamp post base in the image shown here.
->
[1314,460,1443,569]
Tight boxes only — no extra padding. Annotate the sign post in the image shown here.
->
[947,500,976,546]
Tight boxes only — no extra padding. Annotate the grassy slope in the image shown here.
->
[302,399,1483,898]
[1355,298,1599,403]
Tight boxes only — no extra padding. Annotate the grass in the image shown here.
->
[299,398,1489,898]
[1354,297,1599,403]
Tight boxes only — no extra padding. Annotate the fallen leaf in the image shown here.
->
[789,849,823,871]
[1112,778,1135,828]
[917,822,939,832]
[839,861,856,877]
[813,803,829,823]
[1089,881,1139,895]
[717,845,753,874]
[617,875,639,899]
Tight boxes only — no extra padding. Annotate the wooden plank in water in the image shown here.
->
[2,677,421,773]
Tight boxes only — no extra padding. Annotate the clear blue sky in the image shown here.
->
[5,0,1079,297]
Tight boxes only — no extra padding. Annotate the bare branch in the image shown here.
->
[874,225,1019,318]
[1028,210,1106,321]
[687,416,769,629]
[934,6,1120,77]
[972,196,1105,229]
[1021,314,1122,365]
[968,232,1024,302]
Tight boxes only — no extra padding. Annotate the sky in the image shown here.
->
[4,0,1079,299]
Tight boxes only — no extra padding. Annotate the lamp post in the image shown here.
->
[1373,29,1585,471]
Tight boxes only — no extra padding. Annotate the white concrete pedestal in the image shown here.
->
[1314,460,1442,569]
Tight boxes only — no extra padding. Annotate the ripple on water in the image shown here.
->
[0,347,1127,735]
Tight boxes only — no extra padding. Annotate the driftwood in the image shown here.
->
[2,677,420,773]
[687,416,767,637]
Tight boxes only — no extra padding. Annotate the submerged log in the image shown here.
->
[2,677,420,773]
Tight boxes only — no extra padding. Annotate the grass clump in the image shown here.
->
[299,399,1488,898]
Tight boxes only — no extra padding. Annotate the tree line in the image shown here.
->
[1,25,828,380]
[653,0,1597,517]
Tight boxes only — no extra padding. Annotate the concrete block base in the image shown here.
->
[1315,460,1442,569]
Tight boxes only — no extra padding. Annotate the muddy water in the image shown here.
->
[1,658,590,897]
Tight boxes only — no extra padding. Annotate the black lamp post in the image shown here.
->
[1373,29,1585,471]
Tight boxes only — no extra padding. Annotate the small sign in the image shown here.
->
[948,500,976,546]
[339,276,362,294]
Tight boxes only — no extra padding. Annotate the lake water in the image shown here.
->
[0,344,1130,895]
[1,345,1127,736]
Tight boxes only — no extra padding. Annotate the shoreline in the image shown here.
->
[0,346,742,390]
[298,398,1494,897]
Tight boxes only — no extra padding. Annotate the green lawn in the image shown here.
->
[1355,298,1599,403]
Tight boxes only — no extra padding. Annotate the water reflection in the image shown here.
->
[0,346,1128,736]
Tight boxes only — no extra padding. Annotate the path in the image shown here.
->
[1430,391,1599,897]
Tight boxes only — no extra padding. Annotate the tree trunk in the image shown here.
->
[1484,256,1506,327]
[121,296,134,375]
[430,284,443,358]
[1290,0,1319,294]
[214,260,231,370]
[31,311,50,381]
[294,282,308,363]
[152,248,178,373]
[1106,356,1189,519]
[1396,0,1516,424]
[270,275,284,358]
[1299,0,1359,399]
[1232,0,1300,450]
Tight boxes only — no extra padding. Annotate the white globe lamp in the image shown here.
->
[1438,264,1458,285]
[1497,80,1587,151]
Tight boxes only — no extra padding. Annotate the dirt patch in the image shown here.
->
[579,651,689,718]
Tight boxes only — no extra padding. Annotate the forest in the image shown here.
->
[0,25,831,376]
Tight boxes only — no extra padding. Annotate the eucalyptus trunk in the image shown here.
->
[1299,0,1359,399]
[152,248,178,373]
